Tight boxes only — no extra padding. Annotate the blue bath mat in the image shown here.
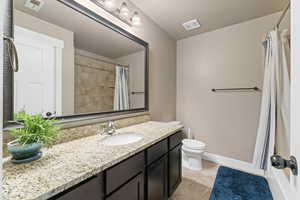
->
[209,166,273,200]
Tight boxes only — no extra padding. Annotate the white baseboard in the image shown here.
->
[202,152,265,177]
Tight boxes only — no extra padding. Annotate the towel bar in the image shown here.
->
[131,91,145,95]
[212,87,259,92]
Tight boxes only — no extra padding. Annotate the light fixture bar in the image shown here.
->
[90,0,133,26]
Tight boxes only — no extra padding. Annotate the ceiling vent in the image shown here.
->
[182,19,201,31]
[25,0,45,12]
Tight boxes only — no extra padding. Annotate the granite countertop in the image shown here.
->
[3,121,183,200]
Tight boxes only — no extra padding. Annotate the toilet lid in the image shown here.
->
[182,139,206,150]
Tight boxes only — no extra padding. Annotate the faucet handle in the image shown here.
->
[106,121,116,135]
[108,121,114,127]
[108,121,116,129]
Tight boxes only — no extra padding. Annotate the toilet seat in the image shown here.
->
[182,139,206,150]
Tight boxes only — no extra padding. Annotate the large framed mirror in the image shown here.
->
[3,0,149,127]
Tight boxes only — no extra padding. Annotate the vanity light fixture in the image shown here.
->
[103,0,115,10]
[120,2,130,17]
[90,0,142,26]
[131,11,141,26]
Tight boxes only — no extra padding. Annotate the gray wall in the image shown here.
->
[177,13,283,163]
[77,0,177,121]
[138,22,177,121]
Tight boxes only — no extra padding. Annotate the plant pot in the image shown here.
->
[7,140,42,163]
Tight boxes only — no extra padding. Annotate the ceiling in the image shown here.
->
[130,0,288,40]
[14,0,144,58]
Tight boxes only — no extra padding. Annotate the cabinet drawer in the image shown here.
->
[52,175,104,200]
[147,139,168,165]
[106,173,144,200]
[106,152,144,195]
[169,131,183,150]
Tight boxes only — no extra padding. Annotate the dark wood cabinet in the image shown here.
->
[169,132,183,150]
[50,132,182,200]
[168,144,182,197]
[106,173,144,200]
[50,175,104,200]
[106,152,144,195]
[146,139,168,165]
[147,155,168,200]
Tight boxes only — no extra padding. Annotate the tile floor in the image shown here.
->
[171,160,219,200]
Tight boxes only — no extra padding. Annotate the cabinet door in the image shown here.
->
[168,145,182,197]
[106,152,144,195]
[106,173,144,200]
[147,155,168,200]
[52,175,104,200]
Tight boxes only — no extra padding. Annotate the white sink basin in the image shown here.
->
[101,133,143,146]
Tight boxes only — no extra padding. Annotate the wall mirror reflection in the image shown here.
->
[12,0,147,118]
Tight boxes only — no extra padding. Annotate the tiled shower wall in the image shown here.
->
[75,55,116,114]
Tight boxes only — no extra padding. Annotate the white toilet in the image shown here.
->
[182,139,206,171]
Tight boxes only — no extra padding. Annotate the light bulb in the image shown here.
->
[131,11,141,26]
[120,2,129,17]
[104,0,115,10]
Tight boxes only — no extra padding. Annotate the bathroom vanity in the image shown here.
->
[50,131,182,200]
[3,122,183,200]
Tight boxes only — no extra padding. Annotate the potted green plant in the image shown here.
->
[8,112,60,163]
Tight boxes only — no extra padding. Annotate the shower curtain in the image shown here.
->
[253,29,290,170]
[114,66,130,111]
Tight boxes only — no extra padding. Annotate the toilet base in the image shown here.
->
[182,151,203,171]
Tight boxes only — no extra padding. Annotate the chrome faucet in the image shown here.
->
[103,121,116,136]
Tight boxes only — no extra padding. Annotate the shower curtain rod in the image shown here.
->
[262,2,290,43]
[275,2,290,29]
[76,53,129,67]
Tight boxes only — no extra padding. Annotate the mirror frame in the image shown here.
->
[3,0,149,128]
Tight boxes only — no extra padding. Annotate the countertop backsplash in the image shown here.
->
[2,114,151,158]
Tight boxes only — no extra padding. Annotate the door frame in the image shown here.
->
[289,0,300,197]
[267,1,300,199]
[14,25,64,116]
